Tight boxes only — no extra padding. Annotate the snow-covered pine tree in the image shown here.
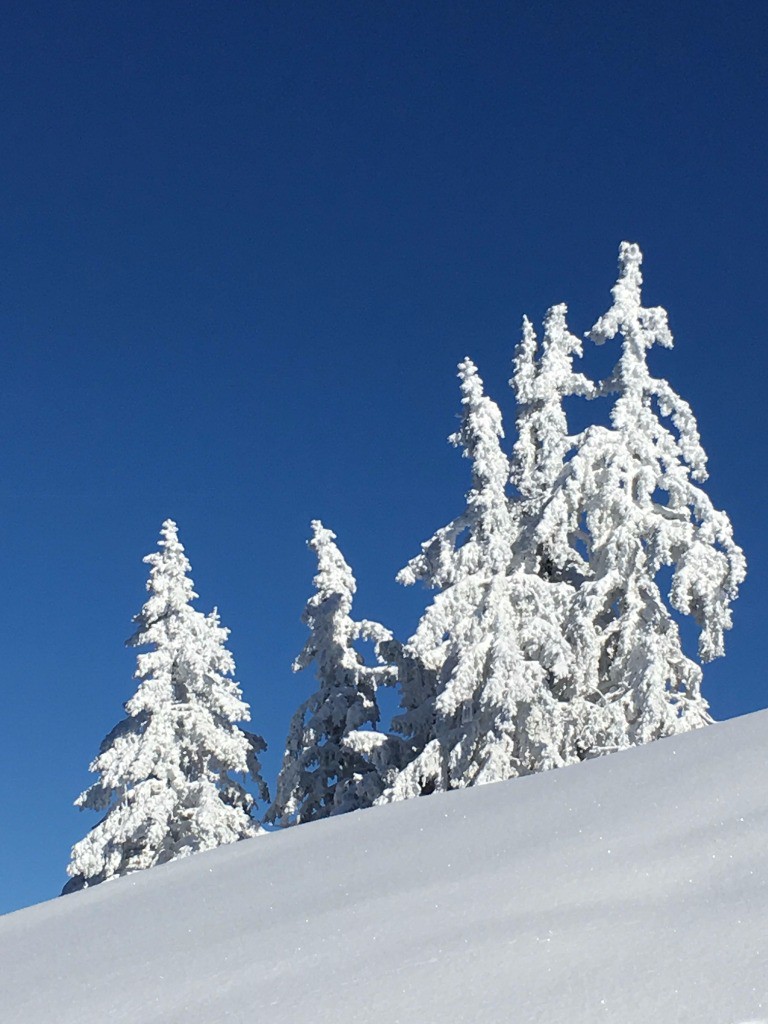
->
[378,358,574,802]
[379,246,744,799]
[265,521,395,826]
[537,243,746,752]
[511,305,594,507]
[509,304,596,591]
[64,520,267,892]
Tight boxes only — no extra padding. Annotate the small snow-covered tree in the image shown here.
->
[537,243,746,751]
[266,521,395,826]
[509,304,596,590]
[378,359,574,801]
[64,520,267,892]
[511,305,594,507]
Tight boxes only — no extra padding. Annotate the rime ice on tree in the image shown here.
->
[64,521,267,892]
[538,243,746,750]
[511,305,594,507]
[379,243,745,802]
[378,359,574,801]
[266,521,395,826]
[510,304,596,589]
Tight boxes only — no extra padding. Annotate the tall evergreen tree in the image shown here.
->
[537,243,746,751]
[378,359,574,801]
[378,243,745,802]
[510,304,596,590]
[64,521,267,892]
[266,521,395,826]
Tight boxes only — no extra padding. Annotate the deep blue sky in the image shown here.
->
[1,1,766,915]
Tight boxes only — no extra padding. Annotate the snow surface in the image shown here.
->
[3,711,767,1023]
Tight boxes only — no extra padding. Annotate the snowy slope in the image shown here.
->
[2,712,767,1024]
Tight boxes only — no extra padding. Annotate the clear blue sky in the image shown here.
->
[1,0,766,915]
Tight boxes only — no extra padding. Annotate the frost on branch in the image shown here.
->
[379,359,575,801]
[510,303,596,586]
[379,244,745,803]
[511,305,594,505]
[543,243,746,749]
[266,521,396,826]
[64,521,267,893]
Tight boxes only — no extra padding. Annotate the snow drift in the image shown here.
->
[2,710,767,1023]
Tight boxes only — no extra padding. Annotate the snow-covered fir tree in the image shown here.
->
[377,358,575,801]
[511,305,594,507]
[509,303,596,593]
[64,521,267,892]
[266,521,395,826]
[374,243,745,804]
[536,243,746,751]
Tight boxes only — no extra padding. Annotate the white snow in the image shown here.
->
[3,710,767,1023]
